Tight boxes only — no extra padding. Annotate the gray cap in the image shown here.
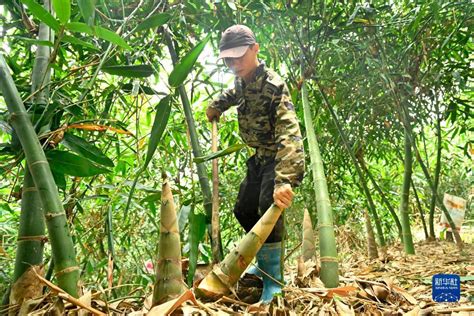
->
[218,25,256,59]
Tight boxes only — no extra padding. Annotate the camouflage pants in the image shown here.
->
[233,155,284,243]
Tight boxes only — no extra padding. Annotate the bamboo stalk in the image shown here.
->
[164,31,221,263]
[364,209,378,259]
[0,54,79,296]
[302,209,316,262]
[400,129,415,254]
[196,204,283,299]
[301,80,339,288]
[10,0,52,302]
[152,174,186,306]
[11,169,46,300]
[411,179,429,240]
[315,80,386,247]
[211,119,222,263]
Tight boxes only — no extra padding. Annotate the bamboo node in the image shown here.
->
[22,186,38,193]
[318,224,335,228]
[55,266,80,277]
[45,212,66,219]
[29,160,49,167]
[320,256,339,262]
[17,235,48,243]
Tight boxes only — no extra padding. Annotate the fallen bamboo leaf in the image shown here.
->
[147,289,197,316]
[326,285,358,298]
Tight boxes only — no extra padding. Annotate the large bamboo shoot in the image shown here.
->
[196,205,283,299]
[152,174,186,305]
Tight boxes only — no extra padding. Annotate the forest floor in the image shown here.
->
[4,231,473,315]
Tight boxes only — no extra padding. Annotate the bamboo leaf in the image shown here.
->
[61,133,114,167]
[46,150,111,177]
[51,168,66,190]
[135,13,171,32]
[102,65,154,78]
[52,0,70,24]
[140,192,161,203]
[123,95,172,217]
[95,26,132,50]
[188,209,206,286]
[168,34,210,87]
[144,95,172,167]
[66,22,93,34]
[62,35,97,50]
[78,0,95,25]
[21,0,60,31]
[193,143,246,163]
[66,22,132,50]
[10,36,54,47]
[177,204,191,233]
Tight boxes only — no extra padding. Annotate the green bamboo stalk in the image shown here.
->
[429,101,442,239]
[10,169,46,304]
[301,80,339,288]
[315,80,386,247]
[152,174,186,306]
[11,0,52,302]
[164,32,220,261]
[302,209,316,262]
[196,205,283,299]
[411,179,429,240]
[358,155,403,241]
[0,54,79,296]
[400,129,415,254]
[399,103,463,247]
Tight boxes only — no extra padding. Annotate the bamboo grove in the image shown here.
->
[0,0,472,311]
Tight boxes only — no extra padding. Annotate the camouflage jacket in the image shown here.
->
[208,63,305,189]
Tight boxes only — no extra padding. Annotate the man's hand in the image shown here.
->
[206,107,221,122]
[273,184,294,209]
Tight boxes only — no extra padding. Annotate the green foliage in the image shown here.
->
[168,34,211,87]
[46,150,111,177]
[0,0,471,299]
[135,13,171,33]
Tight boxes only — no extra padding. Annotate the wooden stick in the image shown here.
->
[211,119,222,263]
[33,268,106,316]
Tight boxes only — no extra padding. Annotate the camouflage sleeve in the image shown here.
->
[208,87,238,113]
[274,84,305,189]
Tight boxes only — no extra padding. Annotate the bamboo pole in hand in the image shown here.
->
[211,119,222,263]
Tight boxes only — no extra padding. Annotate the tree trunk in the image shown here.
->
[400,129,415,254]
[301,80,339,288]
[0,54,79,296]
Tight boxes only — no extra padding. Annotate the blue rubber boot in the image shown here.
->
[256,242,283,303]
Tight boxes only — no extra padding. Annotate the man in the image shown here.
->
[206,25,305,303]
